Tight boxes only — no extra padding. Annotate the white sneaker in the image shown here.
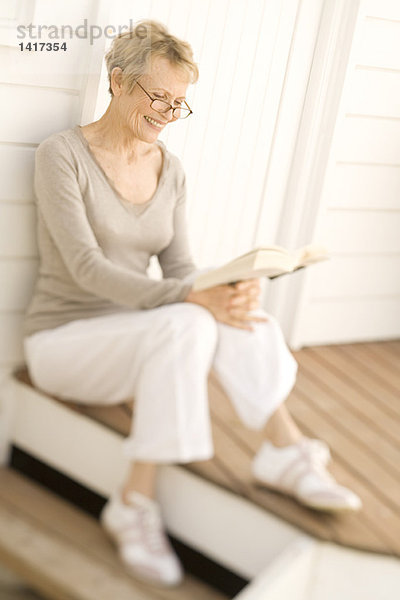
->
[252,438,362,512]
[100,490,184,586]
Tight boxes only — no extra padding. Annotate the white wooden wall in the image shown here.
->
[0,0,107,460]
[288,0,400,346]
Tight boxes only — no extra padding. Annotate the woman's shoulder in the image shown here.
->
[38,126,76,146]
[36,126,82,164]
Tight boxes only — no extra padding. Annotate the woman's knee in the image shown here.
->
[159,303,218,347]
[178,302,218,335]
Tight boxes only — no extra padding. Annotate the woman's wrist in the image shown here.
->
[184,288,206,307]
[184,288,196,303]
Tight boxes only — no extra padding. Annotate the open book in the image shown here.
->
[192,244,329,292]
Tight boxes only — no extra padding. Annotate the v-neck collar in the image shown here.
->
[73,125,168,214]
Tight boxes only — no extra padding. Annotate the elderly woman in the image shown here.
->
[23,20,361,587]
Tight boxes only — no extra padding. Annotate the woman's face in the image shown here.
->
[114,56,190,143]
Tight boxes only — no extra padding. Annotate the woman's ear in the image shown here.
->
[110,67,124,97]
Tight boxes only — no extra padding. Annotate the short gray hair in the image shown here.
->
[105,20,199,96]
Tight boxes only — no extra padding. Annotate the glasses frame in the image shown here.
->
[134,80,193,120]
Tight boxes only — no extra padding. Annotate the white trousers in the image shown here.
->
[23,303,297,463]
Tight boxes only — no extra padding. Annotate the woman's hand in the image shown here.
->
[184,278,268,331]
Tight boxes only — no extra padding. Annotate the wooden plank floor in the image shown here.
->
[200,341,400,558]
[0,562,42,599]
[0,469,228,600]
[14,340,400,559]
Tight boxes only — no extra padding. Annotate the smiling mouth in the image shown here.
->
[144,115,164,129]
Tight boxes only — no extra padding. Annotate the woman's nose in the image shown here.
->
[164,107,177,121]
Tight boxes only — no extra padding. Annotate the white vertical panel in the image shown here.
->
[0,0,34,46]
[154,0,198,157]
[0,84,81,145]
[0,0,109,461]
[0,204,37,257]
[176,0,233,258]
[148,0,173,28]
[0,0,19,20]
[291,0,400,347]
[0,0,101,376]
[108,0,153,26]
[0,259,39,311]
[225,0,291,257]
[188,0,261,264]
[0,146,35,202]
[209,0,281,262]
[254,0,324,247]
[1,43,88,89]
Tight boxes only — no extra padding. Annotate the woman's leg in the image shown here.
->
[261,404,304,447]
[211,310,298,429]
[120,337,300,501]
[25,303,220,493]
[211,309,362,511]
[24,303,218,464]
[24,303,219,586]
[121,462,157,501]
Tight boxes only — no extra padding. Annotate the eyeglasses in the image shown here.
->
[134,80,193,120]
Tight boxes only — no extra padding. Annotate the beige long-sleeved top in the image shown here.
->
[23,125,198,337]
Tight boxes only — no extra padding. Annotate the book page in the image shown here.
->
[227,244,289,265]
[294,244,330,267]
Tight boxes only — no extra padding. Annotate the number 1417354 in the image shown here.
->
[19,42,67,51]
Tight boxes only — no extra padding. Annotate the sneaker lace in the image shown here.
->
[303,449,335,485]
[307,439,330,463]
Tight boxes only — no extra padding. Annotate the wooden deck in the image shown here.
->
[15,340,400,559]
[0,468,228,600]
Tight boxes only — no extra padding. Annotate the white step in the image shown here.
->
[9,377,306,581]
[10,377,400,600]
